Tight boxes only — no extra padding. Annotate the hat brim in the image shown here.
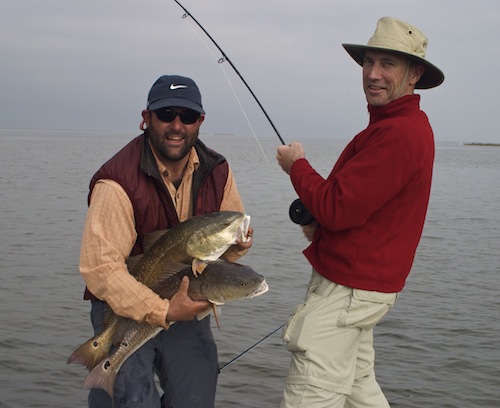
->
[147,97,205,114]
[342,43,444,89]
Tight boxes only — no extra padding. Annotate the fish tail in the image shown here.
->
[67,334,113,370]
[83,358,117,398]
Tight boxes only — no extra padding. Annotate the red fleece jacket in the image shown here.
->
[291,95,434,293]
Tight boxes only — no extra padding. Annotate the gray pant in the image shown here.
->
[88,300,218,408]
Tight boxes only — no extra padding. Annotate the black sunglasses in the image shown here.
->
[153,108,201,125]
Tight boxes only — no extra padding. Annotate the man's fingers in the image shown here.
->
[178,275,189,294]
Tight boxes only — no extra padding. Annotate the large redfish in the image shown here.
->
[68,211,250,370]
[82,260,268,397]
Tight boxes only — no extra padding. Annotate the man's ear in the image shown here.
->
[140,110,150,131]
[411,64,425,86]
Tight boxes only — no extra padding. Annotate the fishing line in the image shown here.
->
[220,324,417,404]
[166,2,272,167]
[389,393,415,403]
[165,8,416,398]
[218,64,273,169]
[169,1,307,371]
[171,0,287,147]
[218,323,285,371]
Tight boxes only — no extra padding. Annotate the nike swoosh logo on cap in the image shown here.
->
[170,84,187,90]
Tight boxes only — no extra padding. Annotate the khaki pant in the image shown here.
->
[280,271,398,408]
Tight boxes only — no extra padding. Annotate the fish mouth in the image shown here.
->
[248,280,269,298]
[238,215,251,243]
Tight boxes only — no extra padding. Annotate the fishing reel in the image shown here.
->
[289,199,315,226]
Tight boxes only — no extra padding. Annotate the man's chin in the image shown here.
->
[164,145,192,161]
[366,97,386,107]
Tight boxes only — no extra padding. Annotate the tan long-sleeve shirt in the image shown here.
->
[79,147,245,329]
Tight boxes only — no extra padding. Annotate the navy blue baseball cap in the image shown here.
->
[147,75,205,114]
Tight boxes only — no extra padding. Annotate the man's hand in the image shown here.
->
[222,226,253,262]
[276,143,305,175]
[302,220,318,242]
[166,276,211,322]
[235,226,253,251]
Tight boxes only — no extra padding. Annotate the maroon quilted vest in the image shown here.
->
[83,134,229,300]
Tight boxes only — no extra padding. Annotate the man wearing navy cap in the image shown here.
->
[79,75,253,407]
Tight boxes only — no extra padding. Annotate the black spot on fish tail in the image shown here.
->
[67,336,112,370]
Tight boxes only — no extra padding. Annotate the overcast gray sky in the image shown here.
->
[1,0,499,143]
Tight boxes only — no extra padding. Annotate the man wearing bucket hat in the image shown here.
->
[78,74,253,407]
[276,17,444,407]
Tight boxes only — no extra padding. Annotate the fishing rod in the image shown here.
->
[171,0,310,366]
[172,0,314,226]
[172,0,286,146]
[218,323,284,371]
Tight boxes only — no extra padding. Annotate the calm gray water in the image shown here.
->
[1,129,499,407]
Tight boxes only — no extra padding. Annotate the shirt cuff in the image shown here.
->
[144,297,171,329]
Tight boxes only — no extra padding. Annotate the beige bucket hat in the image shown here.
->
[342,17,444,89]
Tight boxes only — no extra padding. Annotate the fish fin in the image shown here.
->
[196,310,210,320]
[195,304,221,330]
[83,325,164,398]
[142,230,168,252]
[67,313,119,370]
[192,259,208,277]
[159,262,191,280]
[112,317,134,346]
[148,263,191,294]
[67,334,112,371]
[83,356,118,398]
[196,305,222,329]
[125,254,143,275]
[212,304,221,331]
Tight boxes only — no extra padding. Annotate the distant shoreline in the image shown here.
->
[464,143,500,147]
